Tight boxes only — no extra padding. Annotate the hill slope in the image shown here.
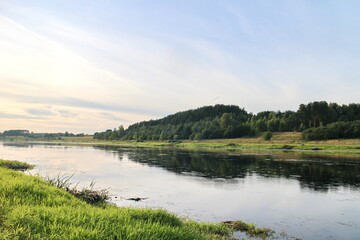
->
[95,104,251,140]
[94,102,360,141]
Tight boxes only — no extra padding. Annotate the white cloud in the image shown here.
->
[0,1,359,133]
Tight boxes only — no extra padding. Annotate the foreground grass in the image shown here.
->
[0,160,232,240]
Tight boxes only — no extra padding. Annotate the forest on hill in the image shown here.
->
[93,101,360,141]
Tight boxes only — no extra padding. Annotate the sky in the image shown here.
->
[0,0,359,134]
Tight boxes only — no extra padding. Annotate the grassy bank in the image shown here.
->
[0,160,231,239]
[2,132,360,155]
[59,133,360,155]
[0,159,284,240]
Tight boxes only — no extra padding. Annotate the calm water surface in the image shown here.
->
[1,142,360,240]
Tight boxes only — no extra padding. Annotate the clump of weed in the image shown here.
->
[0,159,34,171]
[45,174,73,189]
[186,221,232,238]
[70,182,110,206]
[222,220,275,239]
[46,174,110,206]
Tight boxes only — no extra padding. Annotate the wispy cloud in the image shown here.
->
[100,112,128,122]
[26,108,54,116]
[0,113,44,120]
[0,91,166,116]
[0,1,359,133]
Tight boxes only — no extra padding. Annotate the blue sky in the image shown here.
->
[0,0,359,133]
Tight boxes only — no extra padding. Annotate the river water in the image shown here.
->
[1,141,360,239]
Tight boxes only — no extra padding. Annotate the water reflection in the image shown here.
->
[2,142,360,191]
[3,142,35,148]
[95,146,360,192]
[3,142,91,150]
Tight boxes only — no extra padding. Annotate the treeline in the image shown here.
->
[1,130,30,136]
[94,101,360,141]
[302,121,360,140]
[0,130,86,138]
[40,132,86,138]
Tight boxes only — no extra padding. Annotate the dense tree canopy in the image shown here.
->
[302,120,360,140]
[93,102,360,141]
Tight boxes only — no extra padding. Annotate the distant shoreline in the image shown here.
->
[2,132,360,156]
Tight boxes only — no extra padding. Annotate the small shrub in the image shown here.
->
[262,131,273,141]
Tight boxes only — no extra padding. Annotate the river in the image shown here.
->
[1,141,359,239]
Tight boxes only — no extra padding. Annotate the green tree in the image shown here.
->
[262,131,272,141]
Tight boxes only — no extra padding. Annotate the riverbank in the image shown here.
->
[4,132,359,155]
[0,159,230,239]
[1,159,281,240]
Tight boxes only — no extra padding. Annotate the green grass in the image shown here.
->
[0,159,34,171]
[0,161,232,240]
[223,221,275,239]
[88,140,360,155]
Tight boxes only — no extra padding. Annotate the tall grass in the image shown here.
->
[46,174,110,206]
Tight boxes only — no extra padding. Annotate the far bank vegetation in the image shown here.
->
[94,101,360,141]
